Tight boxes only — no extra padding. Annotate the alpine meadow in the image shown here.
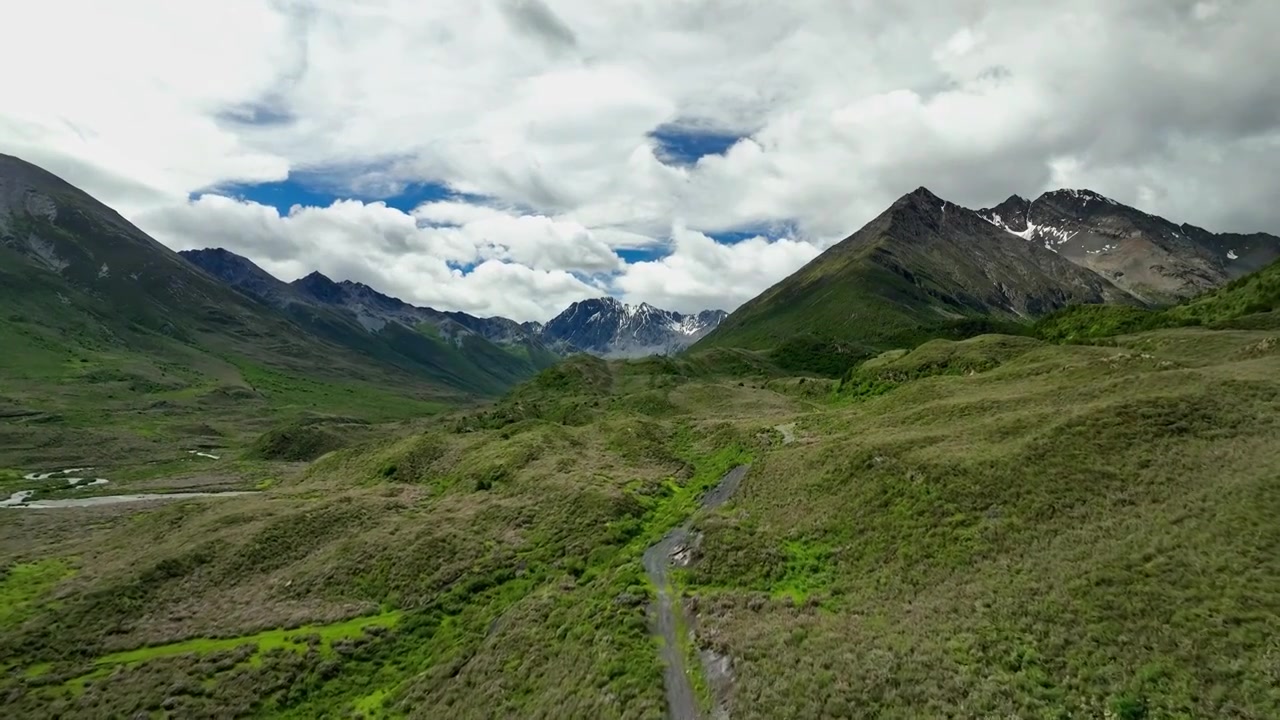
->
[4,2,1280,719]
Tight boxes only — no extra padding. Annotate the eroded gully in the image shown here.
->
[642,464,749,720]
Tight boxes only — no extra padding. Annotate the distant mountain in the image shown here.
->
[978,189,1280,303]
[176,247,304,309]
[179,248,561,395]
[697,187,1135,355]
[183,249,726,361]
[0,152,485,409]
[540,297,727,358]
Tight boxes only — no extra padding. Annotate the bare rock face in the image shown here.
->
[699,647,736,720]
[979,188,1280,303]
[876,187,1137,317]
[670,532,704,568]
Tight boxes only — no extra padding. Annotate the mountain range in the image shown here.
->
[699,186,1280,355]
[5,149,1279,399]
[538,297,726,358]
[179,248,727,361]
[977,188,1278,302]
[0,152,726,403]
[0,154,452,398]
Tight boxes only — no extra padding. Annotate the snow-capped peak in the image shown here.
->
[540,297,727,357]
[1049,188,1120,206]
[674,314,711,336]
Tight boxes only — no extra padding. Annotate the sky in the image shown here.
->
[2,0,1278,322]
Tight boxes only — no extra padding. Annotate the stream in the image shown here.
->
[642,465,749,720]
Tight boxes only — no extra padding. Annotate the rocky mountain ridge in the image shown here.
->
[977,188,1280,302]
[540,297,727,358]
[180,249,726,359]
[700,184,1280,354]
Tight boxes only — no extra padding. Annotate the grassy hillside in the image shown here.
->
[688,324,1280,718]
[4,160,1278,718]
[698,248,978,356]
[4,312,1280,717]
[1035,257,1280,342]
[0,154,550,409]
[176,248,559,397]
[0,356,780,719]
[0,275,451,472]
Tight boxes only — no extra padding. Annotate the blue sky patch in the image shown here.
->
[616,247,670,264]
[707,219,800,245]
[648,123,747,165]
[446,260,479,274]
[196,171,465,216]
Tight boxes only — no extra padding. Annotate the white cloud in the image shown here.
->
[139,196,602,322]
[934,28,981,63]
[1193,2,1222,21]
[413,202,507,227]
[3,0,1279,318]
[614,225,820,313]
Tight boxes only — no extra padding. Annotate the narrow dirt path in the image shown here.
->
[642,465,749,720]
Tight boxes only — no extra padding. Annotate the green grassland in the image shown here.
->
[0,305,450,479]
[4,320,1280,717]
[685,326,1280,718]
[0,353,786,718]
[5,281,1280,717]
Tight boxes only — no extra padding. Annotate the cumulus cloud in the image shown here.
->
[614,225,820,313]
[412,201,622,273]
[3,0,1279,319]
[139,196,603,322]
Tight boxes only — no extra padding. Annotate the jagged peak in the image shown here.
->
[297,270,337,285]
[338,279,382,295]
[897,186,943,205]
[183,246,237,258]
[1039,188,1120,206]
[291,271,347,304]
[567,296,621,310]
[886,186,974,222]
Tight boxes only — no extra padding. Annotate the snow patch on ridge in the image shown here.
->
[1060,188,1120,206]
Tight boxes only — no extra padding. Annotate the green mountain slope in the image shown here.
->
[0,151,569,395]
[177,248,561,397]
[1035,256,1280,342]
[1169,255,1280,324]
[0,153,479,466]
[7,156,1280,720]
[0,153,556,401]
[696,188,1135,360]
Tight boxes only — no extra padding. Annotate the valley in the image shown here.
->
[5,315,1280,718]
[3,154,1280,719]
